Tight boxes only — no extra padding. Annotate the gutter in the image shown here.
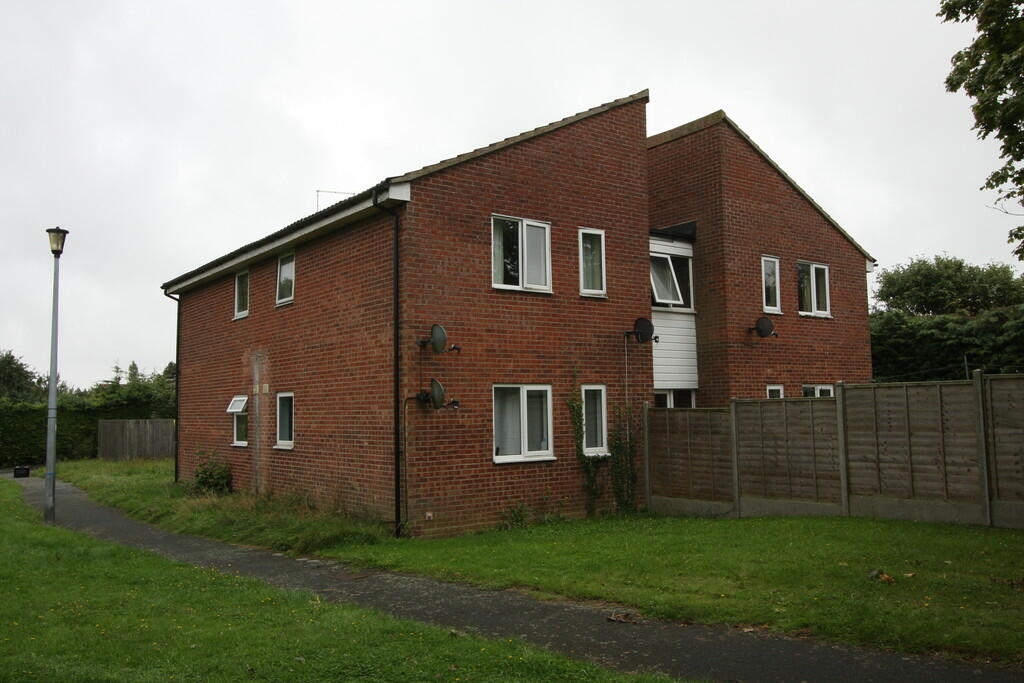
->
[372,183,403,538]
[162,289,181,483]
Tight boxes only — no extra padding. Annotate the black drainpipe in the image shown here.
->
[162,289,181,483]
[372,182,403,538]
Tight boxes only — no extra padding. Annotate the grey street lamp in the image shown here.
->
[44,227,68,524]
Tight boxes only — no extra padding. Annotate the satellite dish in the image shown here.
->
[429,378,446,409]
[751,317,777,338]
[633,317,656,343]
[429,324,448,354]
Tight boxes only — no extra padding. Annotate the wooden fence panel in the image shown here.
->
[988,375,1024,501]
[98,419,175,461]
[647,408,730,502]
[646,375,1021,529]
[939,383,983,502]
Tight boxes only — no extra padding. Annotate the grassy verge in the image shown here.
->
[57,458,1024,665]
[53,458,388,553]
[0,478,668,682]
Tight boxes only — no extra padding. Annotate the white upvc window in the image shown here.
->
[797,261,830,315]
[276,392,294,448]
[226,394,249,446]
[653,389,695,408]
[492,384,553,463]
[578,228,606,296]
[650,253,693,309]
[766,385,784,399]
[491,215,552,292]
[762,256,781,314]
[581,384,607,456]
[277,253,295,305]
[234,271,250,319]
[801,384,834,398]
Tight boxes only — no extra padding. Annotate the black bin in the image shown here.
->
[13,466,30,478]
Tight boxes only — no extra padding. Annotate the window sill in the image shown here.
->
[580,291,607,299]
[798,311,832,318]
[583,451,609,458]
[275,299,294,308]
[651,306,696,315]
[493,454,556,465]
[231,441,248,448]
[272,443,294,450]
[233,312,249,321]
[492,285,553,295]
[762,309,783,316]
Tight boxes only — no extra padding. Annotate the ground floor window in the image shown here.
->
[581,384,607,455]
[653,389,695,408]
[226,394,248,446]
[276,392,294,447]
[493,384,552,463]
[766,385,784,399]
[802,384,834,398]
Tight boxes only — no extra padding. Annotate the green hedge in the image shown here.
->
[0,399,167,468]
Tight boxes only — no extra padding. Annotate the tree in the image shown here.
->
[874,255,1024,315]
[940,1,1024,259]
[0,350,44,402]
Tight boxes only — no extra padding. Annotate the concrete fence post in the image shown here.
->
[973,369,993,526]
[729,399,741,518]
[643,401,652,510]
[835,382,851,516]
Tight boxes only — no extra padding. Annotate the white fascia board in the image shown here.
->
[166,184,410,295]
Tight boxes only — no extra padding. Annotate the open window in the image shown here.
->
[492,216,551,292]
[650,253,693,309]
[797,262,829,315]
[226,394,248,446]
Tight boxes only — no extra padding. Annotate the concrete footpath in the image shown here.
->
[10,473,1019,683]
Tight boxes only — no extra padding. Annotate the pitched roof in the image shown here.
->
[163,90,650,293]
[389,89,649,183]
[648,111,875,263]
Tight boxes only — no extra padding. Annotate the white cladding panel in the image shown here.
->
[652,310,698,388]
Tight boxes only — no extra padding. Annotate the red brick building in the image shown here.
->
[162,92,873,535]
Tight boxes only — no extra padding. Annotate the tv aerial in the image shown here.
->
[748,317,778,338]
[416,378,459,410]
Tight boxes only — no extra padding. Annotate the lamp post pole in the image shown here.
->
[44,227,68,524]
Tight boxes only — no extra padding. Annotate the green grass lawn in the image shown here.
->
[0,478,668,682]
[54,458,1024,666]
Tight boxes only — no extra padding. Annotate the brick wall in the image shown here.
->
[177,211,398,519]
[400,98,652,536]
[648,119,872,406]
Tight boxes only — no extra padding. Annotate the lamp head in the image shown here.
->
[46,227,69,257]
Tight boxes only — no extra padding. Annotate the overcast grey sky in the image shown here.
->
[2,1,1018,388]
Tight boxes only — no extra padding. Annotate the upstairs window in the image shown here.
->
[650,253,693,309]
[493,384,553,463]
[226,394,248,446]
[797,262,829,315]
[277,253,295,305]
[581,385,607,455]
[578,228,606,296]
[492,215,551,292]
[234,272,249,319]
[762,256,780,313]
